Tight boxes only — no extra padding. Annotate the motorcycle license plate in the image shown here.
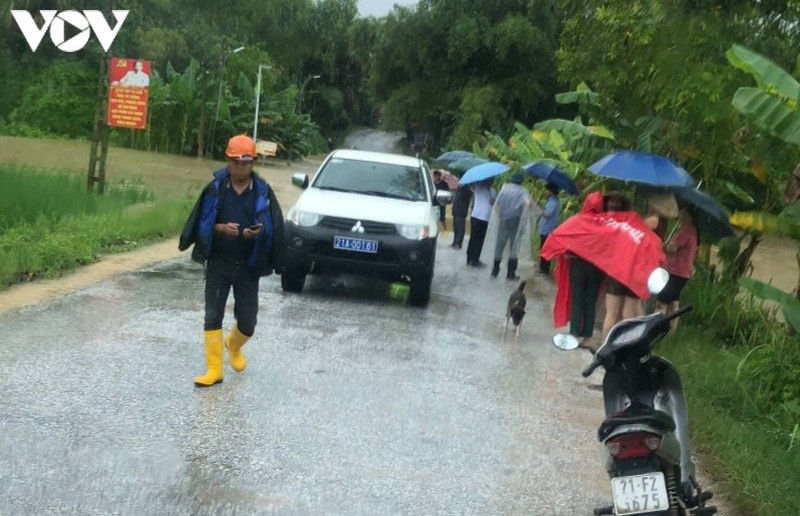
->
[611,472,668,515]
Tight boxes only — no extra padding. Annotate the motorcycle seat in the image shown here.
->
[598,410,676,441]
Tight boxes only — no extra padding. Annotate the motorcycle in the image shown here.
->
[553,269,717,516]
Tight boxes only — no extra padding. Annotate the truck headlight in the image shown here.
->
[289,209,322,227]
[396,224,429,240]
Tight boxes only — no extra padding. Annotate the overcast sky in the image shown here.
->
[358,0,418,18]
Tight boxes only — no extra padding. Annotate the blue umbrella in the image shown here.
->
[522,161,579,195]
[588,150,695,187]
[436,150,474,166]
[459,162,511,185]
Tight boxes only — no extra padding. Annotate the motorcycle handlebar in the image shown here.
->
[665,303,693,323]
[582,359,601,378]
[580,305,694,378]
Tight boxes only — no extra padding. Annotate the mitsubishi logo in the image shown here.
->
[351,221,365,233]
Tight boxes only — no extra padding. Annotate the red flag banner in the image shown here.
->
[107,57,150,129]
[541,210,665,300]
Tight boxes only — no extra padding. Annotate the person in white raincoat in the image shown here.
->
[482,171,533,280]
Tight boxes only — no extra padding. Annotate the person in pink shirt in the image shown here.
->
[656,208,698,331]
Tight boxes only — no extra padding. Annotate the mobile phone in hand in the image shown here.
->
[248,224,263,231]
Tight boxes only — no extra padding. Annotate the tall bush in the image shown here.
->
[9,60,96,139]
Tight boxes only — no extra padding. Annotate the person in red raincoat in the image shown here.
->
[542,191,665,347]
[561,192,606,349]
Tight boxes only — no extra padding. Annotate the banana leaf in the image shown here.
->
[729,211,800,239]
[717,179,756,204]
[534,119,595,138]
[727,44,800,101]
[732,88,800,145]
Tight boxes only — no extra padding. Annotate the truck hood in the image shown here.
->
[293,188,432,226]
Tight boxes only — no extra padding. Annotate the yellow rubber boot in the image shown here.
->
[194,329,224,387]
[225,324,250,373]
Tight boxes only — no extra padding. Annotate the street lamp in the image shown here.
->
[252,64,273,142]
[296,74,321,115]
[208,45,245,157]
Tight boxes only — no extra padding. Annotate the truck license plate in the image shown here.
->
[611,472,668,515]
[333,236,378,254]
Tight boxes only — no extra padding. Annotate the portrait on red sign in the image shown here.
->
[110,58,150,88]
[108,57,150,130]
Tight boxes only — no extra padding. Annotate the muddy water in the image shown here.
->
[747,235,797,293]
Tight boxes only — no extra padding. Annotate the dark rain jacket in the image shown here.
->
[179,168,285,277]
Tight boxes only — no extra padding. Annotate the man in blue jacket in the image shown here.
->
[179,134,284,387]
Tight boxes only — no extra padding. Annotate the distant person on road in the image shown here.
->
[536,183,560,275]
[486,171,532,280]
[450,183,473,250]
[116,59,149,88]
[433,170,451,235]
[466,178,496,268]
[179,134,285,387]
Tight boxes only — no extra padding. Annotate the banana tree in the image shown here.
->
[727,44,800,327]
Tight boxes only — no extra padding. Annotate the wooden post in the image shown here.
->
[87,54,110,193]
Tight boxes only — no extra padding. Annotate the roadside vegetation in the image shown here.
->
[664,268,800,515]
[0,164,188,287]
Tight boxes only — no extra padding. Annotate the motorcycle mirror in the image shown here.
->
[647,267,670,294]
[553,333,580,351]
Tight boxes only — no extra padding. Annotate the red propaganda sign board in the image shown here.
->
[107,57,150,130]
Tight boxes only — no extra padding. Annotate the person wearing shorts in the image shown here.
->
[600,192,644,340]
[602,277,644,340]
[657,208,698,332]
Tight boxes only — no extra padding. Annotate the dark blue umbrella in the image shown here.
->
[459,162,510,185]
[671,186,736,243]
[588,150,695,187]
[522,161,579,195]
[447,157,488,175]
[436,150,474,166]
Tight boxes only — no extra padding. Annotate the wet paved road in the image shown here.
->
[0,240,617,515]
[0,130,730,515]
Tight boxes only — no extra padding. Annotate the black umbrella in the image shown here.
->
[522,161,579,195]
[435,150,475,167]
[671,186,736,243]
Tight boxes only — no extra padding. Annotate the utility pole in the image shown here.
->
[87,1,114,193]
[207,42,245,157]
[295,74,321,115]
[252,64,273,142]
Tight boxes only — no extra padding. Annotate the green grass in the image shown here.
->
[659,326,800,515]
[0,164,192,287]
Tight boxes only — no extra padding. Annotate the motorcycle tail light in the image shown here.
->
[606,432,662,459]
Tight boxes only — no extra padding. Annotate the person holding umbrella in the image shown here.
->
[485,171,532,280]
[656,207,698,332]
[542,190,664,352]
[536,183,561,275]
[466,178,496,267]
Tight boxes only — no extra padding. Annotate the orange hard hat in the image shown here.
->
[225,134,257,161]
